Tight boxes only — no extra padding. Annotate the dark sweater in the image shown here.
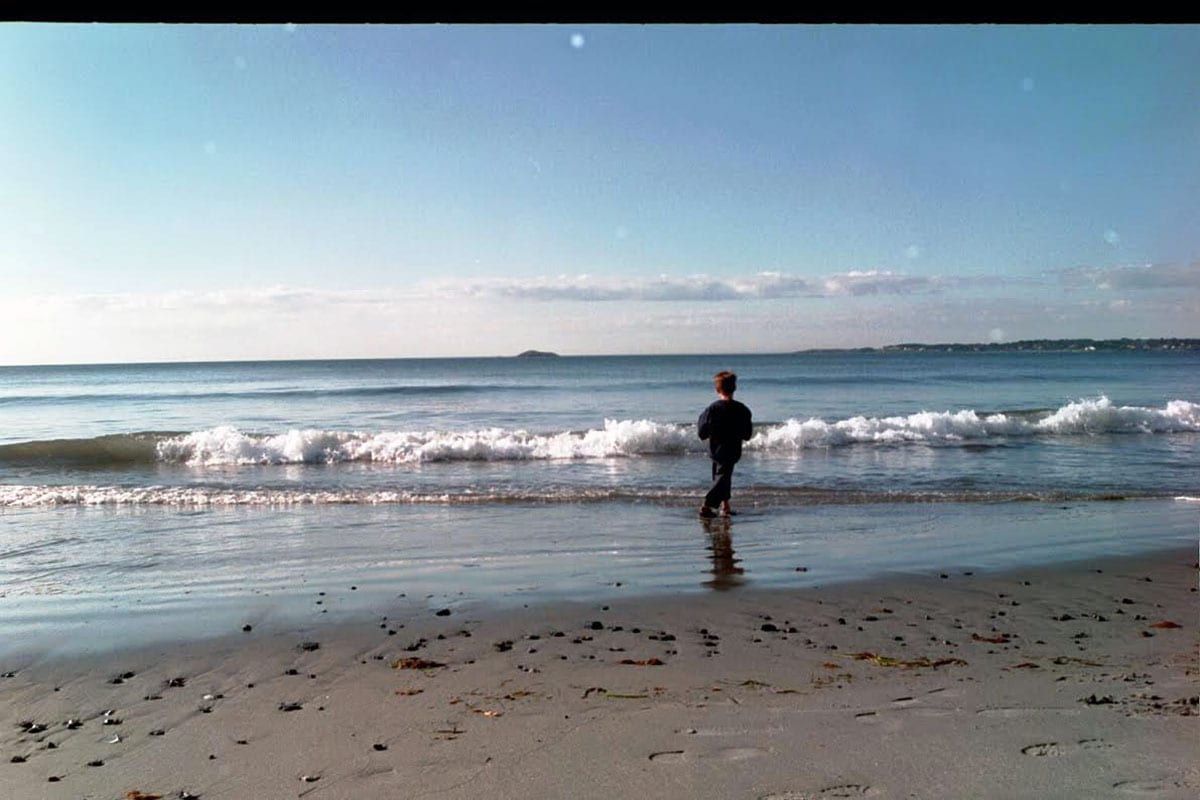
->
[697,398,753,465]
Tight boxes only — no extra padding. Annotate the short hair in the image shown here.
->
[713,371,737,395]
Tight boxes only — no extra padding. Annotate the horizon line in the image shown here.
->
[2,336,1197,369]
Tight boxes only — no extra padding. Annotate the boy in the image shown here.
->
[697,370,753,518]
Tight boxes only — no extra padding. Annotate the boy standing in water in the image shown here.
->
[697,371,753,518]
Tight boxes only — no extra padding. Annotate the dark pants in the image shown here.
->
[704,460,735,507]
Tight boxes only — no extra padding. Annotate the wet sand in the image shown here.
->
[1,543,1196,799]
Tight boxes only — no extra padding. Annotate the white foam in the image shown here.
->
[1034,397,1199,434]
[750,397,1198,450]
[143,398,1200,466]
[0,484,446,507]
[0,484,655,507]
[156,419,701,466]
[749,409,1025,449]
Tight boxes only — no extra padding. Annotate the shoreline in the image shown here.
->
[2,545,1196,799]
[3,498,1196,665]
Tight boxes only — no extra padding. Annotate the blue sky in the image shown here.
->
[1,24,1197,363]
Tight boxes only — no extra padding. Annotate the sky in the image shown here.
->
[1,23,1197,364]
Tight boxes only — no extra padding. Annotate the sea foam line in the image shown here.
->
[154,418,697,465]
[155,397,1197,465]
[753,397,1199,449]
[0,483,1156,509]
[0,397,1194,469]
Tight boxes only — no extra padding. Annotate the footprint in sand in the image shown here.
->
[1022,742,1064,757]
[1112,779,1192,796]
[1022,739,1112,757]
[760,784,879,799]
[1077,738,1113,751]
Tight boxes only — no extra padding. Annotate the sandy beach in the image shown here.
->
[1,543,1196,800]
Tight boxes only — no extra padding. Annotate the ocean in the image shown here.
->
[1,351,1197,655]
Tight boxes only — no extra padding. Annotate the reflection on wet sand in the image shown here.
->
[701,516,745,590]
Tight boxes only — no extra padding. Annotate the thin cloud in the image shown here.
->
[17,270,1010,320]
[1058,262,1200,291]
[39,287,411,314]
[422,270,956,302]
[819,270,941,297]
[4,265,1090,322]
[3,275,1195,366]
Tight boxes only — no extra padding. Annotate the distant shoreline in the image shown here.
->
[3,338,1198,369]
[796,337,1200,354]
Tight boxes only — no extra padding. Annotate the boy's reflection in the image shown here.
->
[700,516,745,590]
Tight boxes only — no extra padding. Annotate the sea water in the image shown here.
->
[1,352,1197,654]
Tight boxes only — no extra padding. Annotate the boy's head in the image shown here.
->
[713,371,737,397]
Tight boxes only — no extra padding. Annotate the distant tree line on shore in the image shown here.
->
[801,338,1199,354]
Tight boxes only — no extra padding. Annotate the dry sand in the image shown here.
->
[2,545,1197,800]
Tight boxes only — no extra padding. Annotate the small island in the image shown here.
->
[515,350,560,358]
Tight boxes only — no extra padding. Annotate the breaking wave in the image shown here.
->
[0,397,1194,469]
[155,419,697,465]
[753,397,1199,449]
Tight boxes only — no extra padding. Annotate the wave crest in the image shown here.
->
[156,419,698,465]
[0,397,1194,469]
[752,397,1199,448]
[1035,397,1199,434]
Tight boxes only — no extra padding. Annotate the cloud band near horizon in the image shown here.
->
[1,262,1195,365]
[7,262,1197,312]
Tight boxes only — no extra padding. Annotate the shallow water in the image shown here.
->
[0,351,1196,656]
[1,498,1194,658]
[1,352,1197,506]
